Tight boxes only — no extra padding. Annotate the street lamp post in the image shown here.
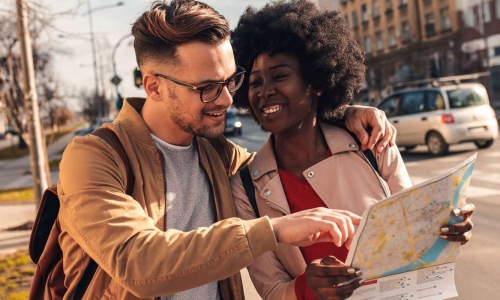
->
[85,0,124,119]
[111,34,132,100]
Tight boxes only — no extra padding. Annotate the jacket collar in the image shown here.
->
[116,98,158,149]
[251,122,361,180]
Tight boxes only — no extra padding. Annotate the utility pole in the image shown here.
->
[16,0,50,208]
[87,0,102,119]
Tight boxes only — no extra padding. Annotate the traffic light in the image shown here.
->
[133,68,142,88]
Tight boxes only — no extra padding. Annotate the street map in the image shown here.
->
[345,154,477,300]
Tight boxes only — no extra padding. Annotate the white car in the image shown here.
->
[377,83,498,155]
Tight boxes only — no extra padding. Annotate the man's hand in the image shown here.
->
[344,105,396,153]
[269,208,361,248]
[306,256,363,300]
[440,203,475,245]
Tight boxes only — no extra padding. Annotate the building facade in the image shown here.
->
[318,0,500,104]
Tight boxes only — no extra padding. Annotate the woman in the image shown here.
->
[230,1,474,299]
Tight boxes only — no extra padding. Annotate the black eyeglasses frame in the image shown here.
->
[154,66,246,103]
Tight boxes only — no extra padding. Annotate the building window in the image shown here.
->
[385,0,393,15]
[399,0,407,7]
[483,1,491,23]
[375,31,384,51]
[440,8,451,31]
[464,7,474,28]
[362,4,369,23]
[497,0,500,20]
[388,26,396,47]
[372,0,380,18]
[494,46,500,57]
[401,21,410,42]
[352,11,359,29]
[425,13,436,35]
[364,36,372,54]
[446,51,455,75]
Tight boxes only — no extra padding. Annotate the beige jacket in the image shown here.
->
[57,98,278,299]
[230,123,412,300]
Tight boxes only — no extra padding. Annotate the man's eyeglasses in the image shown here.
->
[154,66,246,103]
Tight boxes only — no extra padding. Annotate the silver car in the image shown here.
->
[377,83,498,155]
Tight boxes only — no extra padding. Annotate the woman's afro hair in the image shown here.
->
[231,0,366,119]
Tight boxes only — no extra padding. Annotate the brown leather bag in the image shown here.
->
[28,128,133,300]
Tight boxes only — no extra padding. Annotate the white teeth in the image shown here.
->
[262,105,283,114]
[207,111,224,116]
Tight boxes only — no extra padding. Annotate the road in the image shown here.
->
[228,115,500,299]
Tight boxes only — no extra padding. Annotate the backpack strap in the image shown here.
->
[92,127,135,195]
[72,127,134,299]
[362,148,379,174]
[346,130,380,174]
[239,165,260,218]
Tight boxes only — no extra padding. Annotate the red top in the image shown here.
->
[278,151,348,300]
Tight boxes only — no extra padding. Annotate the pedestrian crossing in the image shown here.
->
[406,148,500,204]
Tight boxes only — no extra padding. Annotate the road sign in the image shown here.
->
[111,75,122,86]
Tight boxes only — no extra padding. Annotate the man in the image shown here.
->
[57,1,396,299]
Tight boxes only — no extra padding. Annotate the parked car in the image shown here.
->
[377,83,498,155]
[224,110,242,136]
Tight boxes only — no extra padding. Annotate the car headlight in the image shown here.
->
[235,121,242,128]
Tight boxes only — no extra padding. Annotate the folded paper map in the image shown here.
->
[345,154,476,299]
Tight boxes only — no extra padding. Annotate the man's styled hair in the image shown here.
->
[131,0,230,67]
[232,0,366,120]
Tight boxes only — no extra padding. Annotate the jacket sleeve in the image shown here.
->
[230,173,298,300]
[376,144,413,194]
[57,135,277,298]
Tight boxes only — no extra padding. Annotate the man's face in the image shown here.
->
[149,39,236,144]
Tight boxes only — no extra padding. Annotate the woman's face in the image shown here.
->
[248,52,317,134]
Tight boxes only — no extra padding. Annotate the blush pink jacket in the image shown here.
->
[230,123,412,300]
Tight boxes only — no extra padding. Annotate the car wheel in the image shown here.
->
[237,128,242,136]
[404,146,417,151]
[426,131,449,156]
[474,139,494,149]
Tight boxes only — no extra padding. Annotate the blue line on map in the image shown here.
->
[380,162,475,277]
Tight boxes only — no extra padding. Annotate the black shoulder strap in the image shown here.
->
[239,165,260,218]
[73,127,134,299]
[346,131,379,174]
[362,149,379,174]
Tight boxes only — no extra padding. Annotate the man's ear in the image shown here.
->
[143,74,161,101]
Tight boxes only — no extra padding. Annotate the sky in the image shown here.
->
[4,0,269,111]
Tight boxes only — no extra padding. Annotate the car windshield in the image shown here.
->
[446,88,486,108]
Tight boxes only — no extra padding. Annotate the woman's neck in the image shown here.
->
[273,121,328,178]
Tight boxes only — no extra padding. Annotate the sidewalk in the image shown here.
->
[0,132,74,190]
[0,132,75,256]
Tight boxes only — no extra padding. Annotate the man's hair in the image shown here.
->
[231,0,366,120]
[131,0,230,67]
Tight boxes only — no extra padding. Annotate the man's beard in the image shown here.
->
[172,113,225,138]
